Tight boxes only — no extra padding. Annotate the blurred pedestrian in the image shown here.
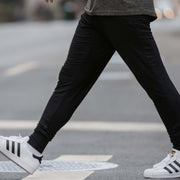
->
[1,0,180,178]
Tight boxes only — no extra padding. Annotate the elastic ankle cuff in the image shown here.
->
[28,131,49,154]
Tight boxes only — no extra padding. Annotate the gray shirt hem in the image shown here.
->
[84,8,157,18]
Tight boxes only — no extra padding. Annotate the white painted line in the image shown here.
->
[0,158,117,173]
[4,61,39,77]
[0,120,37,129]
[56,155,112,162]
[64,121,165,132]
[23,171,93,180]
[99,71,133,81]
[0,120,166,132]
[22,155,114,180]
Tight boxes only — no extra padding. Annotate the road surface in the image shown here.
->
[0,17,180,180]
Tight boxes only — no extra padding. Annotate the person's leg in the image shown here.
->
[99,15,180,150]
[28,13,115,153]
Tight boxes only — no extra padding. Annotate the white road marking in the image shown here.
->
[56,155,112,162]
[23,171,93,180]
[0,158,117,173]
[4,61,39,77]
[22,155,114,180]
[99,71,133,81]
[0,120,165,132]
[64,121,165,132]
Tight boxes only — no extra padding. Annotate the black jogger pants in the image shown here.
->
[28,12,180,153]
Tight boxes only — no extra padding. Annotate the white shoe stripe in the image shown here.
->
[9,140,12,154]
[174,160,180,168]
[164,166,173,174]
[171,162,180,171]
[169,163,179,172]
[167,165,175,173]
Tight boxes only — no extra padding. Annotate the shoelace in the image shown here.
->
[153,153,172,168]
[8,135,29,143]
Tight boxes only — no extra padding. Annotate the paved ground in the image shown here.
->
[0,16,180,180]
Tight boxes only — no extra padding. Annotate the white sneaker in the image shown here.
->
[0,136,42,174]
[144,149,180,179]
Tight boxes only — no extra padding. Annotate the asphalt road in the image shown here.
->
[0,17,180,180]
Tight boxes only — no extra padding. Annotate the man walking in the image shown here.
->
[1,0,180,178]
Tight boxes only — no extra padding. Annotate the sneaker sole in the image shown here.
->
[0,148,36,174]
[144,172,180,179]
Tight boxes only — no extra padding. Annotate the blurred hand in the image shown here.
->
[45,0,53,3]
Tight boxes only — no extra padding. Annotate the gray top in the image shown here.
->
[84,0,156,17]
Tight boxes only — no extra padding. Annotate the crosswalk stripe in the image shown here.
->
[23,171,93,180]
[56,155,112,162]
[0,120,166,132]
[22,155,113,180]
